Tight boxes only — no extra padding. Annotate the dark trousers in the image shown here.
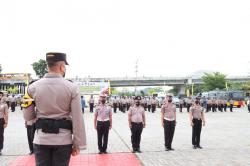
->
[164,120,175,148]
[97,121,110,152]
[143,104,147,111]
[27,124,36,153]
[148,105,151,112]
[179,104,183,112]
[218,105,223,112]
[248,104,250,112]
[187,104,191,112]
[113,103,117,113]
[152,104,156,113]
[119,103,122,111]
[90,103,94,113]
[131,122,143,150]
[11,102,16,112]
[82,108,84,113]
[34,144,72,166]
[192,119,202,146]
[224,104,227,112]
[212,104,217,112]
[230,104,233,112]
[206,104,211,112]
[122,104,126,113]
[0,119,5,150]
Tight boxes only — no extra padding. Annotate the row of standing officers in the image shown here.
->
[94,92,206,154]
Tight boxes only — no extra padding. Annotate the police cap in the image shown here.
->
[46,52,69,65]
[134,96,142,100]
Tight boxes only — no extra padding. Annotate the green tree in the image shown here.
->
[111,87,119,95]
[32,59,48,78]
[242,81,250,96]
[202,72,227,91]
[229,82,243,90]
[7,87,19,94]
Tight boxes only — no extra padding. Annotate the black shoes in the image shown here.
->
[165,147,174,151]
[132,148,142,153]
[193,145,203,149]
[197,145,203,149]
[137,149,142,153]
[98,149,108,154]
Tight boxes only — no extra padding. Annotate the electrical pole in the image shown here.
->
[135,59,138,95]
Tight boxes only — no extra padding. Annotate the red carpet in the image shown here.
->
[9,153,142,166]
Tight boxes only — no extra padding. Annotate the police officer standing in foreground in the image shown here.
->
[23,52,87,166]
[189,98,205,149]
[128,96,146,153]
[94,92,112,154]
[0,92,8,155]
[161,93,176,151]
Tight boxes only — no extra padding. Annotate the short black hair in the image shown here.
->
[0,92,3,95]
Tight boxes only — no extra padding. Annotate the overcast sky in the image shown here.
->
[0,0,250,78]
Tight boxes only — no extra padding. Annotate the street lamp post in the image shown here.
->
[135,59,138,95]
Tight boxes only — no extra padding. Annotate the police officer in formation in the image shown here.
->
[147,97,152,112]
[151,96,158,113]
[179,97,184,113]
[223,99,227,112]
[94,93,112,154]
[186,97,192,112]
[206,98,212,112]
[23,52,87,166]
[0,92,8,155]
[161,93,176,151]
[141,97,147,111]
[189,98,205,149]
[128,96,146,153]
[247,98,250,113]
[212,99,217,112]
[229,99,234,112]
[89,95,95,113]
[121,96,127,113]
[112,96,118,113]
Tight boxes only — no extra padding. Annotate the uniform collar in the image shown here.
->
[44,73,63,78]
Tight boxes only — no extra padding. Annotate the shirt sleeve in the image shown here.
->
[161,105,165,113]
[23,85,36,121]
[109,106,112,116]
[128,107,132,116]
[173,105,176,112]
[71,86,87,150]
[4,104,8,115]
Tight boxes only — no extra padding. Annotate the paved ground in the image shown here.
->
[1,106,250,166]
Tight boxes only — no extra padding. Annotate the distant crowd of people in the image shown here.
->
[80,95,250,114]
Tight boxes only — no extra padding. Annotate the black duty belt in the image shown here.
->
[36,118,72,134]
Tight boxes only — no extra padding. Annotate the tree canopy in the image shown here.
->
[202,72,227,91]
[32,59,48,78]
